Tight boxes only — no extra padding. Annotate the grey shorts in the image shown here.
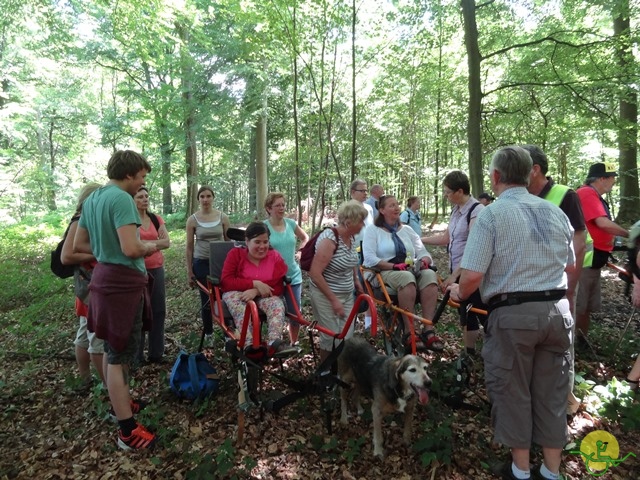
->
[482,299,572,449]
[105,298,143,365]
[576,268,602,315]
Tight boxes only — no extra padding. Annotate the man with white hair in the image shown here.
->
[449,146,575,480]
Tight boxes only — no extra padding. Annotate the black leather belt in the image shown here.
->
[488,290,566,311]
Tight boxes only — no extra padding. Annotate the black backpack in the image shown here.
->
[50,217,78,279]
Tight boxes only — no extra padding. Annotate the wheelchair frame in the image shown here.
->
[360,266,488,356]
[194,240,376,443]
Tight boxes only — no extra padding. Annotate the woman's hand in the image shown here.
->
[420,257,432,270]
[253,280,274,297]
[240,289,259,302]
[331,297,346,318]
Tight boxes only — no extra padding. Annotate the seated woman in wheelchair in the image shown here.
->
[221,222,296,356]
[362,195,444,352]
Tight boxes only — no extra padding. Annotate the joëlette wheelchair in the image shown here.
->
[194,236,376,443]
[360,264,487,356]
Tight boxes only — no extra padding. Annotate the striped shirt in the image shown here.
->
[310,228,358,294]
[461,187,575,302]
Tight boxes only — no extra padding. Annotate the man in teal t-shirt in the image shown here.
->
[75,150,158,451]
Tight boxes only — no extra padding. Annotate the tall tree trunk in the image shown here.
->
[350,0,357,179]
[255,95,268,216]
[461,0,483,197]
[292,2,303,225]
[46,118,57,211]
[613,4,640,224]
[249,125,257,215]
[177,25,198,217]
[160,140,173,214]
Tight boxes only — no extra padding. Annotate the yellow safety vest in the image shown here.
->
[543,183,594,267]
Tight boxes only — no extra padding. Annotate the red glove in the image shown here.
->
[393,263,409,271]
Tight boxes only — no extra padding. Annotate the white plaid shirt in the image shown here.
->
[461,187,575,303]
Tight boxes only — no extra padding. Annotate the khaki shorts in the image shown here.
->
[378,267,437,295]
[309,285,354,351]
[73,316,104,354]
[576,268,602,315]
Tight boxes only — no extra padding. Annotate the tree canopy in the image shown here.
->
[1,0,638,225]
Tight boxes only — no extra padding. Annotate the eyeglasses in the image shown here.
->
[443,188,455,196]
[354,189,368,193]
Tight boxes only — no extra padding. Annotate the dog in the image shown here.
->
[337,337,431,458]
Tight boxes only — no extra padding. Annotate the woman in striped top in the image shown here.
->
[308,200,368,363]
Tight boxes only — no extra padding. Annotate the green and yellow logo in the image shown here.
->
[569,430,636,476]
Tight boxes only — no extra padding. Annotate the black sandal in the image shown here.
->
[625,378,639,391]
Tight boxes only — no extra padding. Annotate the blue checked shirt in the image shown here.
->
[460,187,575,303]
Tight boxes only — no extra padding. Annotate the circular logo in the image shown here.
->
[580,430,620,473]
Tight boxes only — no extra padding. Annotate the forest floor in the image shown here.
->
[1,227,639,479]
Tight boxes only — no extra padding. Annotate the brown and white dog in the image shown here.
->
[337,337,431,458]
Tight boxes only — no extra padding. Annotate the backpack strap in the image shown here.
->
[188,353,202,398]
[148,212,160,232]
[466,202,480,225]
[330,227,339,254]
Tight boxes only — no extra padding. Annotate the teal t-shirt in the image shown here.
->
[79,184,145,274]
[265,218,302,285]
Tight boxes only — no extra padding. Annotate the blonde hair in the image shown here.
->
[75,182,102,214]
[337,200,368,226]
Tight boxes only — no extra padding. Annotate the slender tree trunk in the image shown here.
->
[177,23,198,216]
[249,126,257,215]
[292,2,302,225]
[462,0,484,197]
[160,140,173,214]
[255,95,268,216]
[613,5,640,224]
[46,118,57,211]
[350,0,357,179]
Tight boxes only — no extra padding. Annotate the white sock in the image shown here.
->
[511,462,530,479]
[364,316,371,328]
[539,463,559,480]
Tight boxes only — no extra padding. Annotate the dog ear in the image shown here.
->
[393,357,406,385]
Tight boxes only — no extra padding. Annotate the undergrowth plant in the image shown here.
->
[185,439,257,480]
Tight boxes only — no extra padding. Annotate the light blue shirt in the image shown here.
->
[365,196,379,219]
[265,218,303,285]
[461,187,574,302]
[400,208,422,236]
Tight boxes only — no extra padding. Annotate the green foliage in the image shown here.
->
[185,439,256,480]
[342,436,367,464]
[309,434,339,460]
[413,407,454,467]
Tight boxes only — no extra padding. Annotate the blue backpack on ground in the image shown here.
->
[170,351,220,400]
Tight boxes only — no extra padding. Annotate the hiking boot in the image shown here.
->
[117,422,158,451]
[109,399,148,422]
